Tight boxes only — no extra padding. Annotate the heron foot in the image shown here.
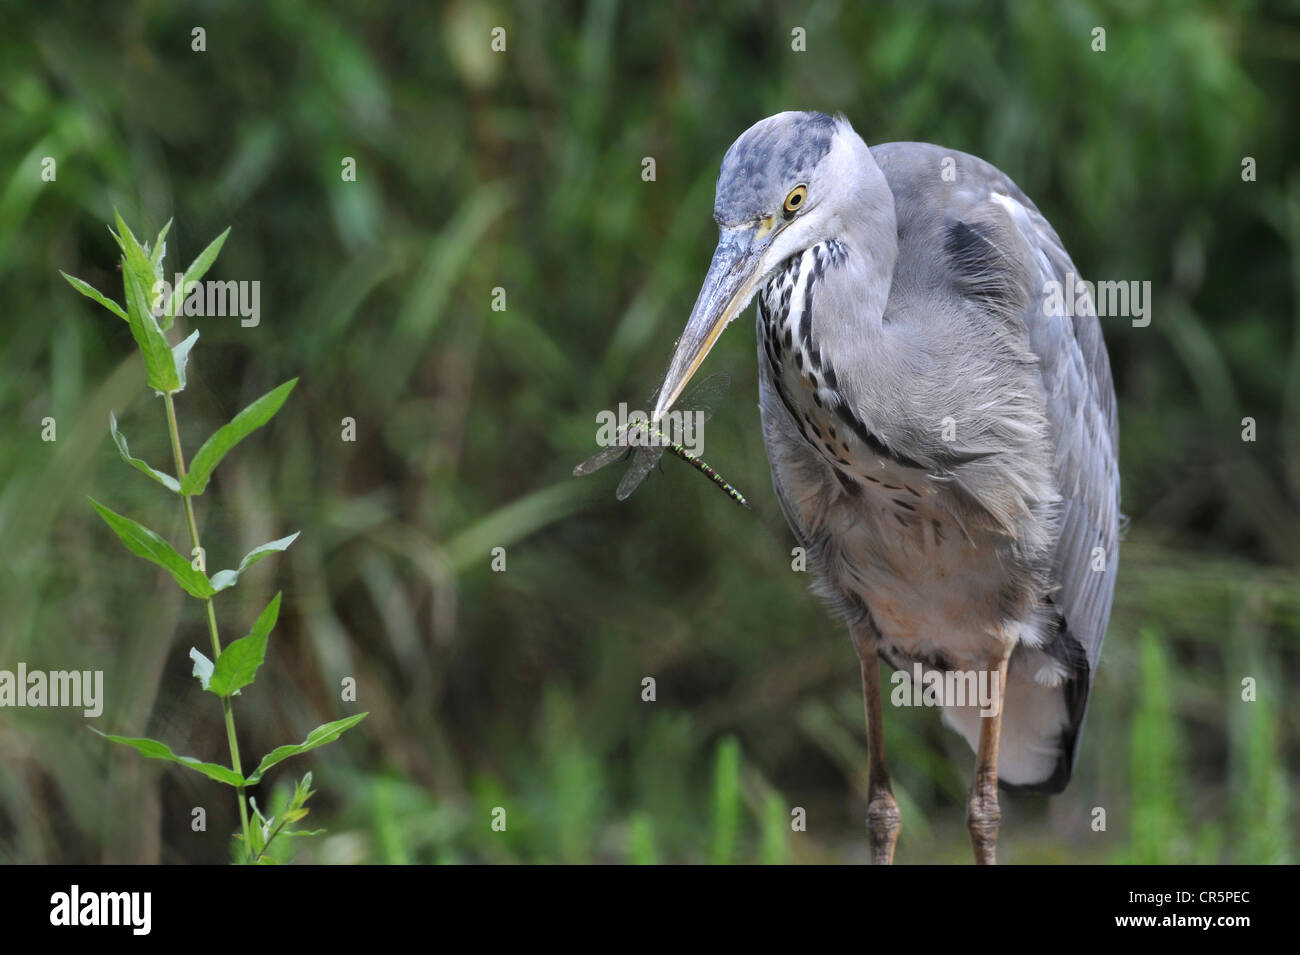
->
[966,782,1001,865]
[867,789,901,865]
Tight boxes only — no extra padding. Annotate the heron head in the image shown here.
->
[653,111,874,421]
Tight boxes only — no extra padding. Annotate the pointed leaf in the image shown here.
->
[89,498,214,598]
[169,227,231,320]
[210,532,300,593]
[189,648,214,689]
[150,219,173,272]
[245,713,368,785]
[180,226,230,285]
[172,330,199,392]
[61,271,128,322]
[292,772,315,807]
[112,211,144,251]
[109,411,180,492]
[208,593,281,697]
[182,379,298,496]
[92,730,244,786]
[122,263,178,392]
[249,796,269,825]
[250,816,268,856]
[116,213,180,393]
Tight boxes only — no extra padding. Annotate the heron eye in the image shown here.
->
[783,185,808,217]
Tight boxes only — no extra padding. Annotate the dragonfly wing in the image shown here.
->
[673,371,731,422]
[573,444,629,477]
[615,446,663,500]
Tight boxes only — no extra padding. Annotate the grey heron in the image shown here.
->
[652,112,1119,864]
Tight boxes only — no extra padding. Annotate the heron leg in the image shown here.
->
[967,656,1009,865]
[852,627,900,864]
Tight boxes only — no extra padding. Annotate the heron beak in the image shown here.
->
[653,222,771,421]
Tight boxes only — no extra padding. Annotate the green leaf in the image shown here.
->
[208,592,281,697]
[108,411,180,492]
[169,227,231,321]
[245,713,368,785]
[112,211,144,249]
[189,648,214,690]
[60,271,128,322]
[181,379,298,496]
[89,498,214,598]
[292,771,315,807]
[115,212,181,393]
[150,218,173,273]
[210,533,299,593]
[172,330,199,392]
[92,730,243,786]
[249,809,269,856]
[122,263,178,392]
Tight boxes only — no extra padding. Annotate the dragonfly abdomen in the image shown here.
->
[667,443,751,510]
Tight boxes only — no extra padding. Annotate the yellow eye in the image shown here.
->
[783,185,808,216]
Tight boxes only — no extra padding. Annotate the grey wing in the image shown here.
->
[991,188,1120,681]
[874,144,1118,791]
[873,142,1120,682]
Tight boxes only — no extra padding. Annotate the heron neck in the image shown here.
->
[833,154,898,329]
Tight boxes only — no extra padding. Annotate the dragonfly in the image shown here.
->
[573,371,751,510]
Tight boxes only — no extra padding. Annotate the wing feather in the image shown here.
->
[989,188,1120,679]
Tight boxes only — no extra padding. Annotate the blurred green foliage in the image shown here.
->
[1,0,1298,863]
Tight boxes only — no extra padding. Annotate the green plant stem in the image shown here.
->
[254,815,290,863]
[163,392,254,863]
